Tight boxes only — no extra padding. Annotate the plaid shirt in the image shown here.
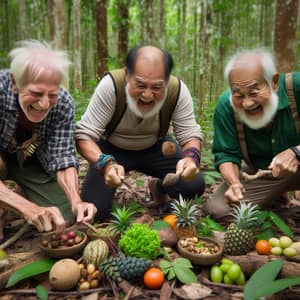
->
[0,70,79,176]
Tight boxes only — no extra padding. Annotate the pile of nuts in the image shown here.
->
[179,237,220,255]
[41,231,83,248]
[78,263,101,290]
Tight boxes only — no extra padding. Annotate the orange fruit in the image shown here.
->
[255,240,271,255]
[163,214,177,229]
[144,267,165,289]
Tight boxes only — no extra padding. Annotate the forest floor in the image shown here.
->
[1,158,300,299]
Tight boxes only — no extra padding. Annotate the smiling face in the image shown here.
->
[126,47,168,118]
[12,69,61,123]
[229,58,279,129]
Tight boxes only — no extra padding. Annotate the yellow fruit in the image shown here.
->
[283,247,297,257]
[0,249,7,260]
[279,236,293,249]
[268,237,280,247]
[271,246,282,255]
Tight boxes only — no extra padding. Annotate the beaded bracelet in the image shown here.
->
[94,153,116,175]
[182,147,201,166]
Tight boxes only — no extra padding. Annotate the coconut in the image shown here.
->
[159,227,178,247]
[49,258,81,290]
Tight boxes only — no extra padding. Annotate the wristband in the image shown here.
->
[94,154,116,175]
[182,147,201,166]
[290,146,300,161]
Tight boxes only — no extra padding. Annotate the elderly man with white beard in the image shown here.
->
[204,48,300,218]
[75,45,205,220]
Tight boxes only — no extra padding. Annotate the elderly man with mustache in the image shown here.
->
[76,45,205,220]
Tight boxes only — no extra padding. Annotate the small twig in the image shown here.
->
[81,220,99,234]
[124,286,135,300]
[0,223,31,249]
[241,169,272,182]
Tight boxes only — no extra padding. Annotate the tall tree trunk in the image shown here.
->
[145,0,154,44]
[159,0,165,48]
[18,0,27,39]
[73,0,82,89]
[53,0,67,49]
[3,0,10,52]
[48,0,55,42]
[192,0,198,96]
[117,0,130,64]
[274,0,299,72]
[95,0,108,79]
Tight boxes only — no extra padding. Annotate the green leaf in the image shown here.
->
[151,220,170,230]
[205,216,225,232]
[269,212,294,239]
[244,260,283,300]
[173,257,193,268]
[261,220,273,230]
[256,211,269,224]
[255,277,300,298]
[160,259,172,271]
[167,268,176,280]
[256,228,276,241]
[173,265,198,284]
[36,285,48,300]
[6,259,56,288]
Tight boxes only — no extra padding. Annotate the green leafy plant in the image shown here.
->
[118,223,160,259]
[6,259,56,288]
[159,257,198,284]
[256,210,294,241]
[244,260,300,300]
[108,203,142,235]
[196,216,225,237]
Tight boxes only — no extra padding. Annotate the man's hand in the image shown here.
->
[176,157,199,181]
[104,163,125,188]
[25,206,66,233]
[73,202,97,223]
[269,148,299,178]
[224,182,245,204]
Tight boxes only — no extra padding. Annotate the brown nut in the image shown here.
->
[87,263,96,274]
[79,281,90,290]
[90,270,100,279]
[90,279,99,289]
[81,268,88,278]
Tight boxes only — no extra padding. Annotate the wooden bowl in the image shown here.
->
[39,231,87,259]
[177,236,223,266]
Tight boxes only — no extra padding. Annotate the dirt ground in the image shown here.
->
[1,158,300,299]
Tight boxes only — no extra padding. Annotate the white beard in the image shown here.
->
[125,84,167,119]
[230,91,278,129]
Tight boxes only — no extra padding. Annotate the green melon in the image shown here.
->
[83,239,109,266]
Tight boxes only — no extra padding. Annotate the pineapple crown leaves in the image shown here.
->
[108,203,142,235]
[230,202,260,229]
[170,194,199,226]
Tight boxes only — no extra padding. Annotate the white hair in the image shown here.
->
[9,39,71,88]
[224,48,277,85]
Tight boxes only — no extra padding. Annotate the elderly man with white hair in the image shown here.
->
[204,48,300,218]
[0,40,97,240]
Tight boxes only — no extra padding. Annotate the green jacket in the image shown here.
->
[213,72,300,170]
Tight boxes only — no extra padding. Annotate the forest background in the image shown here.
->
[0,0,299,159]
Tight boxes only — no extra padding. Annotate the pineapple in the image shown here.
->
[224,202,260,255]
[170,194,199,238]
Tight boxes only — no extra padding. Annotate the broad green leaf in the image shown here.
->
[173,265,198,284]
[255,277,300,298]
[269,212,294,239]
[256,227,276,241]
[256,211,269,224]
[151,220,170,230]
[173,258,193,268]
[205,216,225,232]
[160,259,172,271]
[36,285,48,300]
[6,259,56,288]
[244,260,283,300]
[167,268,176,280]
[261,220,273,230]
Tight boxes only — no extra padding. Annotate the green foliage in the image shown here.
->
[196,216,225,237]
[36,285,48,300]
[256,210,294,241]
[108,203,142,235]
[6,259,56,288]
[151,220,170,231]
[160,257,198,284]
[118,223,160,260]
[244,260,300,300]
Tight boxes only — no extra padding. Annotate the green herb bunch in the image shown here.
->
[118,223,160,260]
